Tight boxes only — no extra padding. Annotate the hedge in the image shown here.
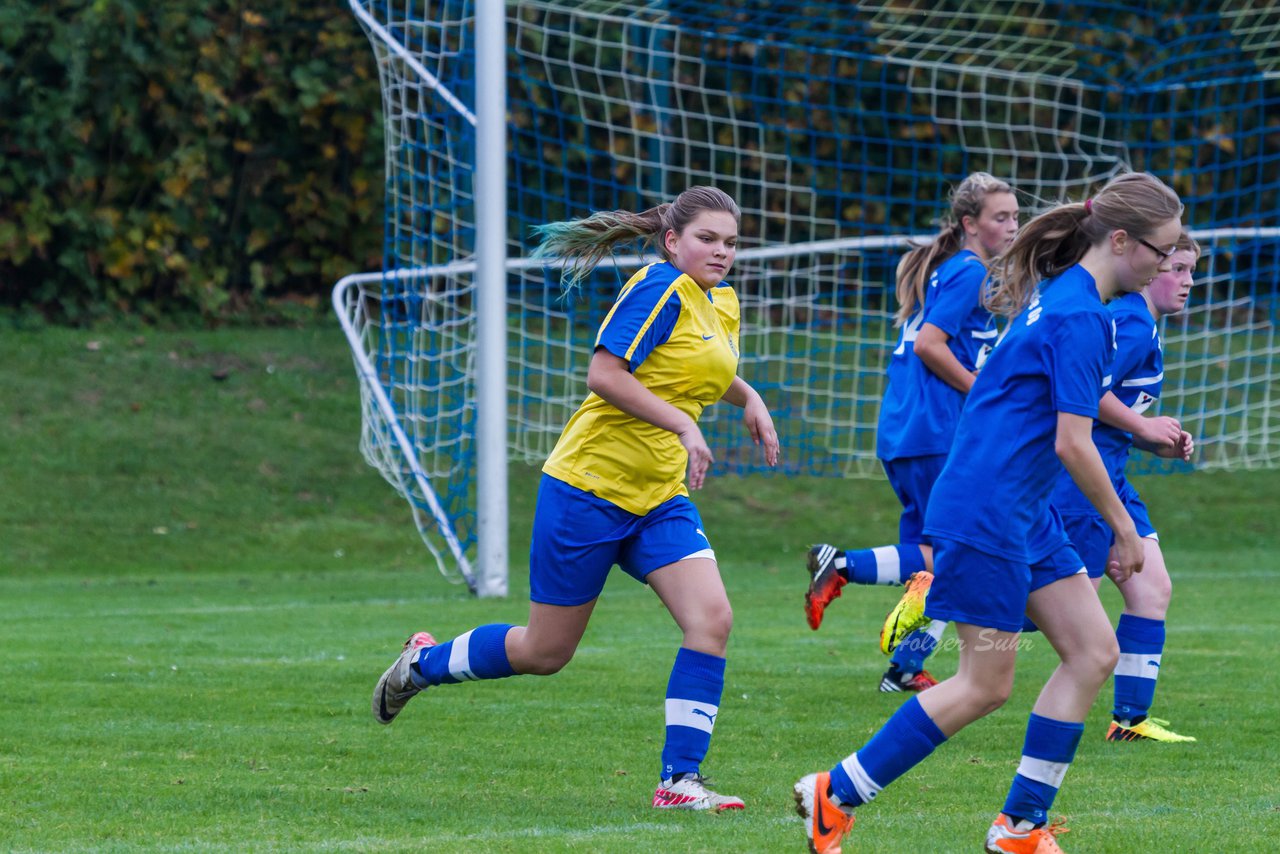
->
[0,1,385,324]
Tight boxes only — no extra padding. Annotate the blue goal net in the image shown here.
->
[338,0,1280,582]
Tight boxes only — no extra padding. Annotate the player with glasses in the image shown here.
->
[794,173,1184,854]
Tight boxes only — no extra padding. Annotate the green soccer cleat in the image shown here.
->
[879,570,932,655]
[1105,715,1196,743]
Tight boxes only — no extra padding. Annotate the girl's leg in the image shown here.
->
[412,598,597,688]
[913,622,1018,734]
[824,622,1018,808]
[1025,572,1118,721]
[647,558,736,798]
[881,546,942,689]
[816,541,932,587]
[806,455,942,631]
[372,599,598,726]
[798,535,1022,852]
[1108,539,1192,740]
[1114,538,1172,722]
[994,572,1117,829]
[505,600,597,675]
[648,557,732,655]
[1114,537,1172,619]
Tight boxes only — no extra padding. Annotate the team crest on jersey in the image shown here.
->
[975,343,993,370]
[1132,390,1157,414]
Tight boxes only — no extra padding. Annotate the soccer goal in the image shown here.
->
[336,0,1280,595]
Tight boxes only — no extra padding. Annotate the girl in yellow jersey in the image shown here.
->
[372,186,779,811]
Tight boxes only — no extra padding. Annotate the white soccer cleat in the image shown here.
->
[652,774,745,811]
[371,631,436,725]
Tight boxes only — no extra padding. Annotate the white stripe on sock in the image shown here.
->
[840,754,883,803]
[1114,652,1162,680]
[447,629,479,681]
[871,546,901,585]
[1015,755,1070,788]
[665,698,718,733]
[925,619,947,641]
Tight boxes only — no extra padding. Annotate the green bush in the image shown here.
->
[0,1,384,324]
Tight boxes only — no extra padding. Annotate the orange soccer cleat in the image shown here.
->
[793,771,855,854]
[984,813,1070,854]
[805,544,848,630]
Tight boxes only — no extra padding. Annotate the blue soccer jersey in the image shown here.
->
[1050,291,1163,514]
[924,264,1116,562]
[877,249,997,461]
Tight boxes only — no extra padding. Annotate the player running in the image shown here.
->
[804,173,1018,692]
[372,187,779,812]
[1050,229,1200,743]
[794,173,1183,854]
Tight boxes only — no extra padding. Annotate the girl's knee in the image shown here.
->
[711,600,733,640]
[1122,569,1172,617]
[518,647,574,676]
[1100,636,1120,673]
[703,600,734,645]
[679,600,733,655]
[953,673,1014,717]
[1141,579,1173,616]
[1073,634,1119,682]
[979,680,1014,715]
[508,630,577,675]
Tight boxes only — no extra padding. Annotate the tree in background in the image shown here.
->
[0,1,384,324]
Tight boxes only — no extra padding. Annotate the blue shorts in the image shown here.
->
[528,475,714,606]
[881,454,948,546]
[1059,482,1158,579]
[925,536,1086,633]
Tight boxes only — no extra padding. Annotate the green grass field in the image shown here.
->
[2,325,1276,852]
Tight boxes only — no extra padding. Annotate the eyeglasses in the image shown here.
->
[1135,236,1177,260]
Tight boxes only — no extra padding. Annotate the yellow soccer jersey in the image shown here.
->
[542,261,740,515]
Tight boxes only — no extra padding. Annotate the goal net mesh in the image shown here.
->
[342,0,1280,579]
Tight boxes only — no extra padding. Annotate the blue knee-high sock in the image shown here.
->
[845,544,925,586]
[409,624,516,688]
[1113,614,1165,722]
[828,696,947,807]
[890,619,946,673]
[661,647,726,781]
[1002,714,1084,826]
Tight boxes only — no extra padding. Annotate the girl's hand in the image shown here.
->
[1172,430,1194,462]
[679,424,714,489]
[1105,527,1145,584]
[742,396,780,467]
[1137,415,1183,452]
